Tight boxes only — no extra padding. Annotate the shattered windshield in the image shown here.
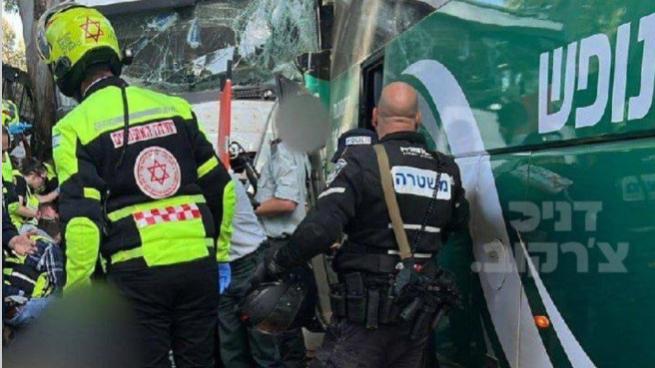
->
[109,0,319,93]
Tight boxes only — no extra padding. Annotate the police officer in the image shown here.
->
[37,3,231,367]
[254,82,468,367]
[330,128,378,164]
[254,139,310,367]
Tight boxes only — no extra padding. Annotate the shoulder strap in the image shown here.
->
[373,144,412,260]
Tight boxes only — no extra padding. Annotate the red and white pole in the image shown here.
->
[218,79,232,170]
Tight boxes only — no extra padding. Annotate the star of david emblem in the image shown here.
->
[147,160,170,185]
[80,16,104,43]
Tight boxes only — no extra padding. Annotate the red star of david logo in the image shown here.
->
[147,160,170,185]
[79,16,104,43]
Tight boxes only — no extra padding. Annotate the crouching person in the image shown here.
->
[4,202,65,328]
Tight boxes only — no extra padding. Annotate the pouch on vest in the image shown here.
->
[344,272,366,324]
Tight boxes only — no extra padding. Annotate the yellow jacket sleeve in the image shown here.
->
[216,179,236,262]
[53,122,105,292]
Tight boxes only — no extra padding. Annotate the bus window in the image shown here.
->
[332,0,447,77]
[360,52,385,131]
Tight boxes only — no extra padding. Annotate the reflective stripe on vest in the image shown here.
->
[110,238,214,265]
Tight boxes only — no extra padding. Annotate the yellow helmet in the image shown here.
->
[37,1,124,97]
[2,100,19,126]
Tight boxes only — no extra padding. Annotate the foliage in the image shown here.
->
[1,16,27,71]
[3,0,18,12]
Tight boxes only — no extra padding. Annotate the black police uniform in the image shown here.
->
[273,131,468,367]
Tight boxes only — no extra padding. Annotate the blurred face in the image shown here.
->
[25,172,46,191]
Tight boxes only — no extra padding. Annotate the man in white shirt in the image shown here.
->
[253,139,310,367]
[217,174,282,367]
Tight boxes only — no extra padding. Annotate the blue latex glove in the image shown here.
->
[8,122,32,136]
[218,263,231,295]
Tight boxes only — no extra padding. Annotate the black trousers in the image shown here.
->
[217,249,281,367]
[108,256,218,368]
[310,318,429,368]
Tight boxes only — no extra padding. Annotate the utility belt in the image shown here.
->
[335,245,435,274]
[266,234,291,244]
[330,271,453,340]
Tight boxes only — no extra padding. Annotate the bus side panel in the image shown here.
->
[518,138,655,368]
[383,1,655,155]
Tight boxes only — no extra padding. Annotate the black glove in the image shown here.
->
[251,248,287,287]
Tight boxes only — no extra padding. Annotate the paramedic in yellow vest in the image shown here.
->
[9,161,45,232]
[37,3,232,367]
[2,102,17,188]
[2,99,30,147]
[2,99,20,130]
[2,126,14,185]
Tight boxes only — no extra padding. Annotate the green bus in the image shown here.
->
[323,1,655,367]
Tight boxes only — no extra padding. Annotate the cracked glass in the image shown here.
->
[109,0,319,93]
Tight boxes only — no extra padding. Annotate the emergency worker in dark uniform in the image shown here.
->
[330,128,378,164]
[255,82,469,367]
[37,3,231,368]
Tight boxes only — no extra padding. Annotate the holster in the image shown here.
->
[330,272,402,329]
[329,271,450,337]
[339,273,363,324]
[399,278,456,340]
[409,304,439,340]
[330,283,347,318]
[379,286,399,325]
